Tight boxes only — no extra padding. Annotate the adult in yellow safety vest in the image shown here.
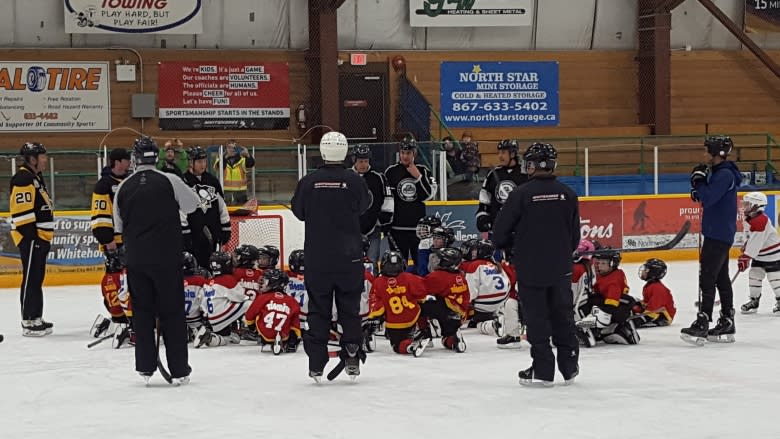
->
[214,140,255,205]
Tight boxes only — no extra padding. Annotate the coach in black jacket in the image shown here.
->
[493,142,580,387]
[114,137,200,385]
[351,144,392,263]
[292,131,371,382]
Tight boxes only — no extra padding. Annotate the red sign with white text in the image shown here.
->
[158,61,289,130]
[578,199,623,249]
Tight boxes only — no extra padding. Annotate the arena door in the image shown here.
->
[339,63,389,143]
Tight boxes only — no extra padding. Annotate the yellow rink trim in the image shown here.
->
[621,247,741,263]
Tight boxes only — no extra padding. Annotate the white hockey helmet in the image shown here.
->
[742,191,768,216]
[320,131,349,162]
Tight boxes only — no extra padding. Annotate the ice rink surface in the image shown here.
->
[2,261,780,439]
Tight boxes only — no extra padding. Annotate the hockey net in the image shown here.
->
[223,214,285,265]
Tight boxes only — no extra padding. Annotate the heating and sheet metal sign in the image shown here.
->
[440,61,559,128]
[0,62,111,132]
[65,0,203,34]
[410,0,534,27]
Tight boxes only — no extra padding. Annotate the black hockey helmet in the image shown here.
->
[380,250,407,277]
[459,238,480,261]
[20,142,47,159]
[209,251,234,276]
[430,227,455,248]
[182,251,199,276]
[497,139,520,157]
[523,142,557,172]
[474,240,497,261]
[105,248,126,274]
[399,135,418,151]
[704,135,733,158]
[188,146,208,161]
[639,258,667,282]
[288,249,305,274]
[258,245,280,269]
[433,247,463,273]
[593,248,621,270]
[352,144,371,160]
[262,268,289,292]
[132,136,158,165]
[362,236,371,257]
[416,215,443,239]
[234,244,260,269]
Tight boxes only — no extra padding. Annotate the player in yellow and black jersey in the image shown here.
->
[91,148,131,252]
[9,142,54,337]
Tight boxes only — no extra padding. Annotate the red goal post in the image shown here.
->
[223,214,285,266]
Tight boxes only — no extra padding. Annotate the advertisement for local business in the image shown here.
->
[0,62,111,132]
[64,0,203,34]
[157,61,290,130]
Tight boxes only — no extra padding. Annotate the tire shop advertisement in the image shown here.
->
[158,62,290,130]
[0,214,103,288]
[0,62,111,132]
[64,0,203,34]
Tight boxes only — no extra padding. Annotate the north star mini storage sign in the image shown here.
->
[440,61,559,128]
[0,62,111,132]
[158,62,290,130]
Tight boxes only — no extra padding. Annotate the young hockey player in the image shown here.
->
[245,269,302,355]
[579,249,640,345]
[232,244,263,299]
[633,258,676,327]
[417,226,455,276]
[366,251,430,356]
[286,249,308,325]
[462,240,512,335]
[183,252,208,342]
[90,248,133,345]
[257,245,280,270]
[738,192,780,315]
[193,251,252,348]
[422,247,470,352]
[572,239,597,347]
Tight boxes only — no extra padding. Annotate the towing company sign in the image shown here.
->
[65,0,203,34]
[0,62,111,132]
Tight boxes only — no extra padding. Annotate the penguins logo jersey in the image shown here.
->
[495,180,518,204]
[476,165,528,225]
[193,183,219,212]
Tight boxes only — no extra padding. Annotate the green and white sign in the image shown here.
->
[410,0,534,27]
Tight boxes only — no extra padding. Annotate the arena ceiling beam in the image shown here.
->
[306,0,345,140]
[637,0,672,135]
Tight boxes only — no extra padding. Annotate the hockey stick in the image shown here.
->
[577,220,692,256]
[326,360,346,381]
[386,230,400,252]
[693,269,741,308]
[87,333,113,349]
[155,319,172,384]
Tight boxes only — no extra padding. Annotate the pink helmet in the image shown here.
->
[575,239,595,261]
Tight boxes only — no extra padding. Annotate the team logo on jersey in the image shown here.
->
[495,180,517,204]
[111,184,119,194]
[193,184,218,212]
[397,178,418,202]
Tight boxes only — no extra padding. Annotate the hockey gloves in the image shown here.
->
[690,164,709,188]
[738,253,751,272]
[476,215,492,233]
[690,188,701,203]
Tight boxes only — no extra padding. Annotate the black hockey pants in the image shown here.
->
[699,237,734,319]
[19,238,50,321]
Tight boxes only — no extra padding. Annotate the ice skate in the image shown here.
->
[741,297,760,314]
[773,299,780,315]
[193,326,212,349]
[409,330,433,357]
[89,315,111,338]
[21,319,52,337]
[477,319,501,336]
[707,309,736,343]
[680,312,710,346]
[442,329,467,353]
[272,333,282,355]
[563,366,579,386]
[344,344,362,380]
[309,370,323,384]
[172,376,190,386]
[496,334,522,349]
[139,372,153,386]
[112,323,133,349]
[576,327,597,348]
[518,367,553,387]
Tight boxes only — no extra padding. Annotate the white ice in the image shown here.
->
[1,260,779,439]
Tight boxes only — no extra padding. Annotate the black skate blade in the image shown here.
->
[706,334,735,343]
[680,333,707,346]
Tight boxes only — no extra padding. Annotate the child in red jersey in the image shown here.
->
[578,249,640,345]
[245,268,302,354]
[366,251,429,356]
[633,258,676,327]
[423,247,470,352]
[232,244,264,300]
[572,239,596,347]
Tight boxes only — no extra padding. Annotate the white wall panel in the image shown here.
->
[592,0,637,49]
[220,0,289,49]
[338,0,358,49]
[671,0,741,49]
[195,0,225,48]
[425,27,533,50]
[535,0,597,49]
[14,0,69,47]
[289,0,309,49]
[355,0,414,49]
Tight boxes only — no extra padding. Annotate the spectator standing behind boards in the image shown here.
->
[442,137,469,185]
[214,139,255,206]
[459,131,481,182]
[159,139,184,178]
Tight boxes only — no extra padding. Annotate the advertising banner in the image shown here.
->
[440,61,559,128]
[579,200,623,249]
[745,1,780,33]
[158,62,290,130]
[410,0,534,27]
[0,62,111,132]
[65,0,203,34]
